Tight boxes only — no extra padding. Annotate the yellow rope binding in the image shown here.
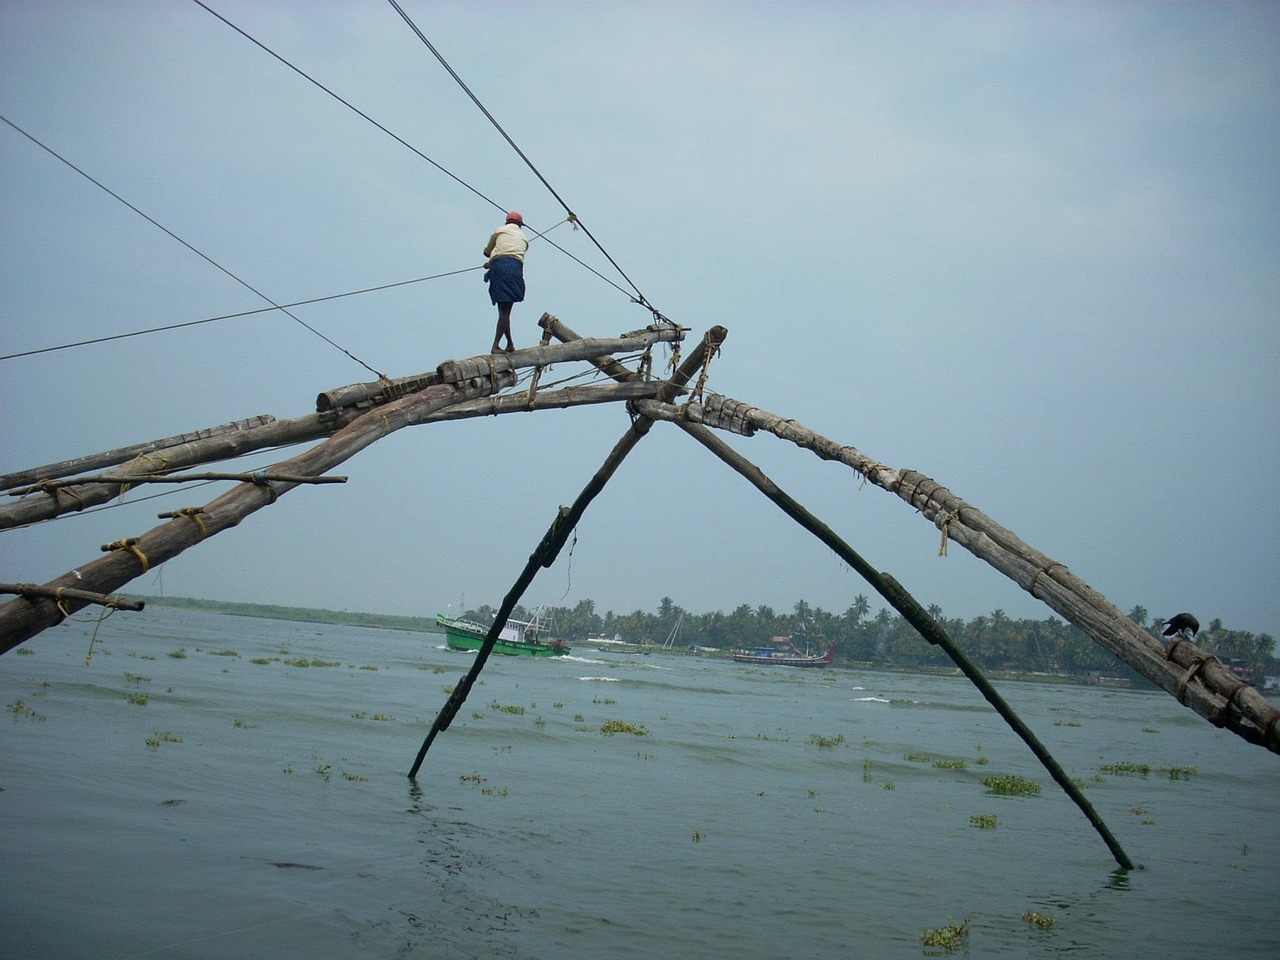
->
[102,538,150,572]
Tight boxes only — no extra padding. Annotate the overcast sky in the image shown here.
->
[2,1,1277,640]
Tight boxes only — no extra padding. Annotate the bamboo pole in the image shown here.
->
[0,583,145,612]
[0,368,515,651]
[538,320,1279,756]
[0,327,683,531]
[0,414,277,490]
[660,412,1135,869]
[7,472,347,494]
[408,328,722,776]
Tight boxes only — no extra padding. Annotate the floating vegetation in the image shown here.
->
[1098,761,1150,777]
[340,770,367,782]
[282,658,341,668]
[15,647,34,656]
[481,786,508,797]
[981,774,1041,797]
[233,718,258,729]
[883,781,896,791]
[126,693,149,706]
[808,733,846,748]
[601,719,647,736]
[1022,911,1056,929]
[249,657,275,665]
[1142,726,1159,734]
[358,664,379,671]
[592,696,617,705]
[8,699,44,720]
[370,713,393,722]
[1163,765,1198,780]
[969,814,998,829]
[691,830,703,843]
[573,713,585,722]
[207,649,239,657]
[534,716,546,729]
[1054,720,1082,727]
[459,772,486,784]
[471,711,483,720]
[489,701,525,715]
[145,731,182,749]
[933,759,967,770]
[314,763,331,781]
[167,648,187,659]
[921,917,970,951]
[904,752,931,763]
[974,755,989,765]
[351,712,367,720]
[124,672,150,684]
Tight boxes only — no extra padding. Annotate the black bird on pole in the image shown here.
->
[1161,612,1200,639]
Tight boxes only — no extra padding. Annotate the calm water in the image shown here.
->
[2,606,1276,959]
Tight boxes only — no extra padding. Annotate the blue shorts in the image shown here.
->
[485,256,525,305]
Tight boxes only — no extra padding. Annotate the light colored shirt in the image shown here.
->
[484,223,528,264]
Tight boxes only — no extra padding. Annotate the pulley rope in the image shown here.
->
[0,114,386,380]
[1,266,481,362]
[386,0,664,321]
[193,0,639,304]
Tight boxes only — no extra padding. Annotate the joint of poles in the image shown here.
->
[0,582,144,613]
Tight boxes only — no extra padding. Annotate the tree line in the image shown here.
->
[469,596,1277,685]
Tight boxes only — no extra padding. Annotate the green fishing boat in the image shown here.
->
[437,612,570,657]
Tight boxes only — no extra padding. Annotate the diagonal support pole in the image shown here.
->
[406,327,726,778]
[668,418,1135,870]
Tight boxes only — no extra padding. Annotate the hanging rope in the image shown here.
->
[385,0,664,318]
[0,114,386,380]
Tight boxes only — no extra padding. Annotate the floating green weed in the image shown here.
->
[16,647,34,656]
[370,713,393,721]
[8,699,44,720]
[1098,761,1150,777]
[1163,765,1198,780]
[459,772,486,784]
[1054,720,1082,727]
[481,786,508,797]
[489,701,525,714]
[969,814,998,829]
[808,733,846,748]
[145,731,182,749]
[933,759,967,770]
[601,719,647,736]
[126,692,149,706]
[981,774,1041,797]
[921,917,969,951]
[340,770,368,782]
[283,658,340,668]
[124,672,150,684]
[167,648,187,659]
[1022,911,1056,929]
[207,649,238,657]
[904,752,931,763]
[358,664,379,671]
[249,657,276,665]
[691,830,703,843]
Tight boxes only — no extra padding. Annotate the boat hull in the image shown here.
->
[731,646,835,668]
[437,614,569,658]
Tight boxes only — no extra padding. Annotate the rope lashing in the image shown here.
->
[937,512,958,556]
[1028,562,1065,597]
[160,507,207,539]
[685,329,721,408]
[101,538,150,572]
[250,469,278,503]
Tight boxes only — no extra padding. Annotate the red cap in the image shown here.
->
[505,211,523,225]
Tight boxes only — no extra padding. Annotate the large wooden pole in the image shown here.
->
[407,327,721,776]
[0,327,684,531]
[539,319,1279,756]
[0,369,513,651]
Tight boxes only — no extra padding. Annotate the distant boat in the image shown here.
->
[731,642,835,668]
[437,612,570,658]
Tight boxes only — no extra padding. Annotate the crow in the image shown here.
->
[1161,612,1199,639]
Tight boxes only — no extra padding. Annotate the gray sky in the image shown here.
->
[2,1,1277,638]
